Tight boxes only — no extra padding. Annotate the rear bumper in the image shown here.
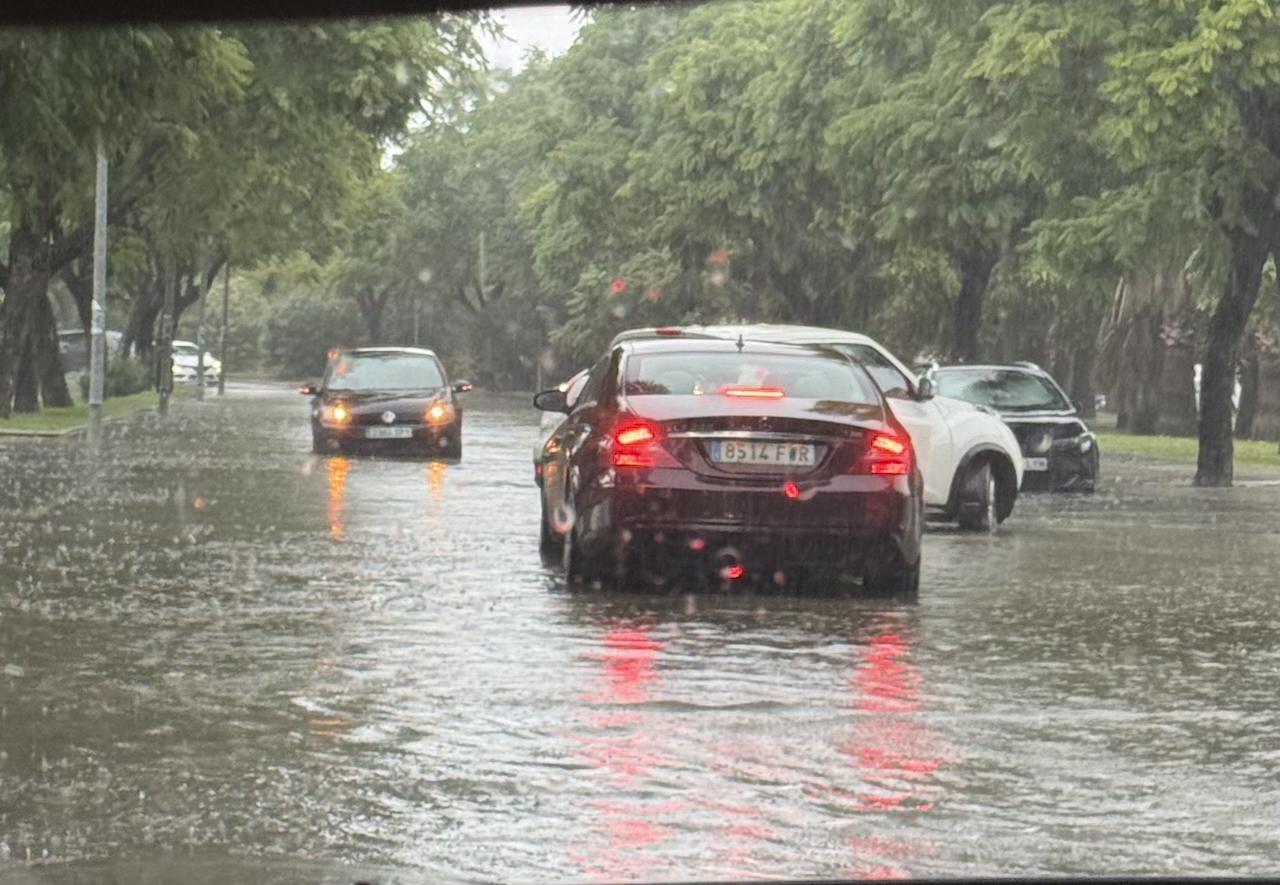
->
[578,469,922,568]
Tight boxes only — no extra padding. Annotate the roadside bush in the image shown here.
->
[77,355,153,401]
[259,288,364,379]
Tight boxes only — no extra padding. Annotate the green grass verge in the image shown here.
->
[1096,430,1280,469]
[0,385,199,434]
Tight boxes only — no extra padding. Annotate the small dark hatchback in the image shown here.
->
[301,347,471,458]
[534,337,924,596]
[933,363,1099,492]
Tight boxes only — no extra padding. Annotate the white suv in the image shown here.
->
[616,325,1024,530]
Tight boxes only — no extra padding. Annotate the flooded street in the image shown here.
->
[2,383,1280,882]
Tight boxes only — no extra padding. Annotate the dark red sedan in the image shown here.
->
[534,337,923,596]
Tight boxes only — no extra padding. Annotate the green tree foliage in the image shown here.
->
[0,17,487,415]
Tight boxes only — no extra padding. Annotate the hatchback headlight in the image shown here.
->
[323,403,352,425]
[425,401,454,426]
[1077,433,1095,453]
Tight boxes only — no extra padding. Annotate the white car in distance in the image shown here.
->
[171,340,222,386]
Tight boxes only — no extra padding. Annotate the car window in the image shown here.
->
[936,369,1071,411]
[623,351,878,403]
[563,371,590,409]
[831,343,913,399]
[325,353,445,391]
[573,353,613,410]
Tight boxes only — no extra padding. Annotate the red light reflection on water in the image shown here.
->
[569,623,691,881]
[837,615,951,878]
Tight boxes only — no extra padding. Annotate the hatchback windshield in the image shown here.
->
[624,351,878,403]
[936,369,1070,412]
[326,353,445,391]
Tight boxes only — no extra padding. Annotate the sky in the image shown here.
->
[480,4,582,72]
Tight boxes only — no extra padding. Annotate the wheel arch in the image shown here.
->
[946,444,1018,522]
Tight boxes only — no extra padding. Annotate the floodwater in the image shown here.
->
[2,384,1279,883]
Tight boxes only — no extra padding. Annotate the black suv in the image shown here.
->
[932,363,1099,492]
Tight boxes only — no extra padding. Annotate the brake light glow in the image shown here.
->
[654,327,683,336]
[870,434,907,455]
[615,422,658,447]
[613,419,663,468]
[855,433,912,476]
[614,452,656,468]
[724,564,745,580]
[719,386,785,399]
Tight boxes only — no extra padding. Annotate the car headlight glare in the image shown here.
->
[426,402,454,425]
[325,403,352,425]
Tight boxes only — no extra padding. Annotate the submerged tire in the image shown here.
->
[957,462,998,532]
[862,550,921,599]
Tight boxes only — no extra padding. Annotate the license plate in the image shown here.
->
[709,440,816,467]
[1024,457,1048,471]
[365,426,413,440]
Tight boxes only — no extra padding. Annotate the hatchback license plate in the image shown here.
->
[710,440,816,466]
[1024,457,1048,471]
[365,426,413,440]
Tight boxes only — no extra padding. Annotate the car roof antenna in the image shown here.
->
[736,333,744,352]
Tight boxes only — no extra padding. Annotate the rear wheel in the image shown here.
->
[957,462,998,532]
[563,522,619,587]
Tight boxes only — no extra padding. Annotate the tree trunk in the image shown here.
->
[1195,229,1271,486]
[1157,329,1198,437]
[357,290,387,344]
[952,249,996,363]
[1252,348,1280,443]
[1235,345,1260,439]
[13,333,39,413]
[122,281,164,358]
[61,260,94,336]
[0,229,48,418]
[1070,342,1096,418]
[33,292,73,407]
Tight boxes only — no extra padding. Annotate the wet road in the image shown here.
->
[2,383,1280,882]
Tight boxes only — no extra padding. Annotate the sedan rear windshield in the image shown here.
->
[935,368,1070,412]
[326,353,445,391]
[623,351,878,403]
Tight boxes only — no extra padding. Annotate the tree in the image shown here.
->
[972,0,1280,484]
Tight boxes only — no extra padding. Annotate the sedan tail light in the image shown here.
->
[853,432,912,476]
[612,418,676,469]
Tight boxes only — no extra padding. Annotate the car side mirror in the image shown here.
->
[915,376,936,401]
[453,380,474,394]
[534,388,569,413]
[299,383,319,396]
[1072,399,1083,413]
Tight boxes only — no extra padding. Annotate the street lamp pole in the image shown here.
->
[87,143,108,442]
[157,254,175,417]
[218,260,229,396]
[195,260,208,403]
